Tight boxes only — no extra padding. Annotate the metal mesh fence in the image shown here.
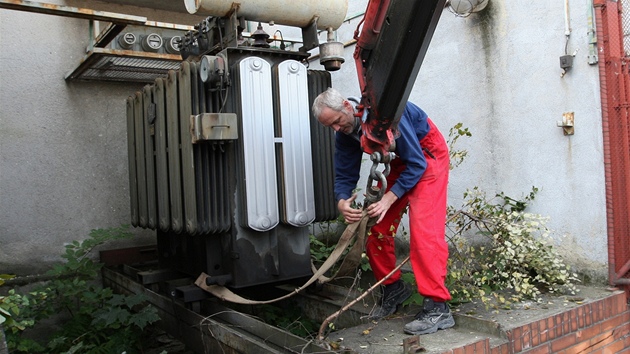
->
[601,1,630,283]
[623,0,630,54]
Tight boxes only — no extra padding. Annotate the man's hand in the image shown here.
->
[367,191,398,224]
[338,194,363,224]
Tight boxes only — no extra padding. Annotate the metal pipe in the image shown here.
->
[564,0,571,36]
[587,0,599,64]
[184,0,348,30]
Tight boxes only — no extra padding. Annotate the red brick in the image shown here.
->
[519,324,532,349]
[615,293,628,314]
[562,312,571,334]
[609,293,622,315]
[474,338,489,353]
[531,321,541,347]
[601,313,625,332]
[585,304,593,326]
[615,322,630,339]
[555,313,569,337]
[563,339,593,353]
[595,300,605,322]
[617,347,630,354]
[538,318,547,332]
[610,295,623,316]
[494,343,510,354]
[513,333,523,352]
[591,301,600,323]
[539,325,549,343]
[550,333,577,352]
[576,323,602,341]
[601,339,626,354]
[464,343,476,354]
[554,315,563,337]
[523,344,551,354]
[512,326,522,341]
[577,306,585,328]
[588,330,615,350]
[603,297,613,319]
[569,309,579,332]
[453,347,465,354]
[546,317,556,340]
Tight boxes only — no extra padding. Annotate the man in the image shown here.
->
[311,87,454,335]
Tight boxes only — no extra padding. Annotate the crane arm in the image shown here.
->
[354,0,448,156]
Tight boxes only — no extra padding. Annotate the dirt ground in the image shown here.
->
[144,327,194,354]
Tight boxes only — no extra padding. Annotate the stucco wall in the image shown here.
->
[0,0,609,280]
[309,0,607,279]
[0,0,203,274]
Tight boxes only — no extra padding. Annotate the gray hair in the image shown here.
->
[311,87,346,120]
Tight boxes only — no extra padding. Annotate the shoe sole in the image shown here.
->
[403,317,455,335]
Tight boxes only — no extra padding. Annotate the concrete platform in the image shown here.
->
[304,283,623,353]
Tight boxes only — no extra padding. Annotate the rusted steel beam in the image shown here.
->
[99,245,158,267]
[144,21,194,31]
[102,266,337,353]
[0,0,147,24]
[64,47,182,82]
[94,23,127,48]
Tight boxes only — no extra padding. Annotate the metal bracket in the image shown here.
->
[190,113,238,143]
[299,16,320,53]
[557,112,575,136]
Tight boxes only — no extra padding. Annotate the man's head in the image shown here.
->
[312,87,357,134]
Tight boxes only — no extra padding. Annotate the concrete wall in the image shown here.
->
[308,0,607,279]
[0,0,609,280]
[0,0,203,274]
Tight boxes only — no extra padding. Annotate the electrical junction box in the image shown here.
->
[560,55,574,69]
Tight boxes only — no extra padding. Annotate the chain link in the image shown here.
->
[363,151,395,209]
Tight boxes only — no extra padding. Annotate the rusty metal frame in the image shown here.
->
[0,0,147,24]
[594,0,630,298]
[101,265,336,353]
[1,0,193,83]
[64,47,182,82]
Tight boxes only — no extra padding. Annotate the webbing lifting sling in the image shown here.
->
[195,211,372,304]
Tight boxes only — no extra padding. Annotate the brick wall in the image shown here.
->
[442,291,630,354]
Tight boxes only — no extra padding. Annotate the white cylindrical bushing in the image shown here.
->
[184,0,348,30]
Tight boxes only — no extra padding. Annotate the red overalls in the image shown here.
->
[364,118,452,302]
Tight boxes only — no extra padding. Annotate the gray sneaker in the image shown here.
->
[369,280,413,320]
[403,298,455,335]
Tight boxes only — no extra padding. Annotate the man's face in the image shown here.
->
[317,100,355,134]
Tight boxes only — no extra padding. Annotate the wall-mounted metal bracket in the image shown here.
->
[299,16,319,53]
[557,112,575,135]
[190,113,238,143]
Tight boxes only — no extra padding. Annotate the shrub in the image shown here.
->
[2,226,160,353]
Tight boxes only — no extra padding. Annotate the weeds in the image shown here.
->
[1,226,160,353]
